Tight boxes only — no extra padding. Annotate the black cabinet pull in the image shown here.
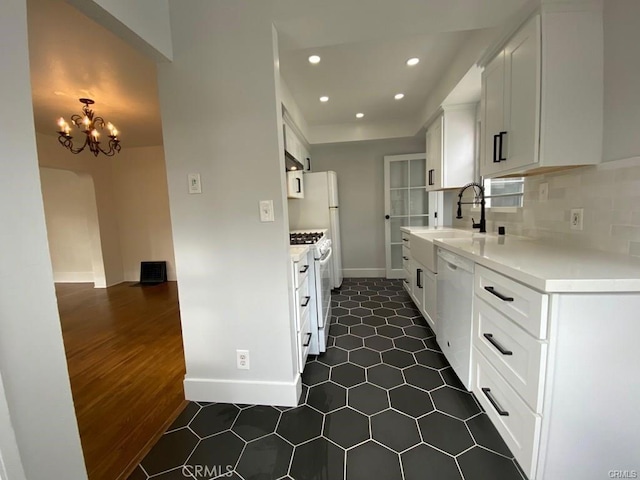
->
[493,134,500,163]
[296,177,302,193]
[483,333,513,355]
[482,388,509,416]
[484,286,514,302]
[417,268,423,288]
[299,265,309,273]
[385,215,390,219]
[498,131,507,162]
[306,157,311,171]
[402,238,409,242]
[301,296,311,307]
[402,256,409,260]
[428,169,435,186]
[303,332,312,347]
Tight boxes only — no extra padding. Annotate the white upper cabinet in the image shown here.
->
[426,103,476,192]
[480,6,603,178]
[287,170,304,199]
[284,118,311,171]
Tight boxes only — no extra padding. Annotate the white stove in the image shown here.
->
[289,230,332,354]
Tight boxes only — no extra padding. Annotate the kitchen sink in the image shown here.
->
[410,229,474,272]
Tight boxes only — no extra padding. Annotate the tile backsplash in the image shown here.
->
[451,157,640,256]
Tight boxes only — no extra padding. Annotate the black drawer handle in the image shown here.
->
[403,256,409,260]
[483,333,513,355]
[299,265,309,273]
[498,131,507,162]
[303,332,312,347]
[296,177,302,193]
[301,296,311,307]
[417,268,423,289]
[402,238,409,242]
[482,388,509,416]
[484,286,514,302]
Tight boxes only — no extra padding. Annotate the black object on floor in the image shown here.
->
[129,278,527,480]
[131,261,167,287]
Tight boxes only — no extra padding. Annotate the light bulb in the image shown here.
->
[406,57,420,66]
[308,55,321,64]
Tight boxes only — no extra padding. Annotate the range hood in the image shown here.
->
[285,150,304,172]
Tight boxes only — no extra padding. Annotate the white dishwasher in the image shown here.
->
[436,247,474,390]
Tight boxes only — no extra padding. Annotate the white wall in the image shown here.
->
[156,1,298,405]
[0,1,87,478]
[40,168,96,283]
[66,0,173,62]
[311,137,425,276]
[111,146,177,281]
[452,0,640,257]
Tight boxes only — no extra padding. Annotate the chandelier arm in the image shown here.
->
[57,99,121,156]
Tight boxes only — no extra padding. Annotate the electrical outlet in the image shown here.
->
[570,208,584,231]
[539,182,549,202]
[236,350,250,370]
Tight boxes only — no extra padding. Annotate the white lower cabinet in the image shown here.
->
[291,251,311,373]
[470,264,640,479]
[403,247,437,331]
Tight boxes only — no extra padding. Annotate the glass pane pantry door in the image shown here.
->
[384,153,429,278]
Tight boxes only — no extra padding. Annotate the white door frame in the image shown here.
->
[384,153,427,279]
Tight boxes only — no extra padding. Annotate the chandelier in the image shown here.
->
[56,98,121,156]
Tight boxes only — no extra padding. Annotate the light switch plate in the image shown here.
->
[188,173,202,194]
[570,208,583,231]
[259,200,274,222]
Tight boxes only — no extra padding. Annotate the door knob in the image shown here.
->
[385,215,390,219]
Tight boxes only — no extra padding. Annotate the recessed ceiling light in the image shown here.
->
[319,96,329,102]
[406,57,420,66]
[356,113,364,119]
[394,93,405,100]
[308,55,321,64]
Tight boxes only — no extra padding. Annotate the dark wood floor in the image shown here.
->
[55,281,186,480]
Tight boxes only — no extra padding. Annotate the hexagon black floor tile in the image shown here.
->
[403,364,444,391]
[235,434,293,480]
[277,405,323,445]
[131,278,524,480]
[431,386,482,420]
[189,404,240,438]
[231,405,280,441]
[346,441,402,480]
[185,431,244,472]
[418,411,474,455]
[371,409,421,453]
[349,347,381,367]
[289,437,345,480]
[140,428,199,476]
[401,444,463,480]
[317,346,348,366]
[348,383,389,415]
[306,381,347,413]
[323,407,369,448]
[366,364,404,389]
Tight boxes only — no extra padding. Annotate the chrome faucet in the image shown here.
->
[456,182,486,233]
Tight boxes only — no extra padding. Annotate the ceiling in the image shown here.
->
[26,0,530,148]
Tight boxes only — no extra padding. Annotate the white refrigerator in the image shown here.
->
[288,171,343,289]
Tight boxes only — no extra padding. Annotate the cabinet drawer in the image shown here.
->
[473,298,547,413]
[473,349,541,479]
[475,265,548,339]
[297,310,312,373]
[295,280,311,331]
[401,233,410,248]
[402,247,410,270]
[292,256,311,287]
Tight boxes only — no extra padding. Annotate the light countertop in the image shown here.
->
[290,245,310,263]
[432,234,640,293]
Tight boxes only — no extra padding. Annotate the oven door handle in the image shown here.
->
[318,247,333,265]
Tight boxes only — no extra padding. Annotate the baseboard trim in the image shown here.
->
[343,268,386,278]
[53,272,94,283]
[184,375,302,407]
